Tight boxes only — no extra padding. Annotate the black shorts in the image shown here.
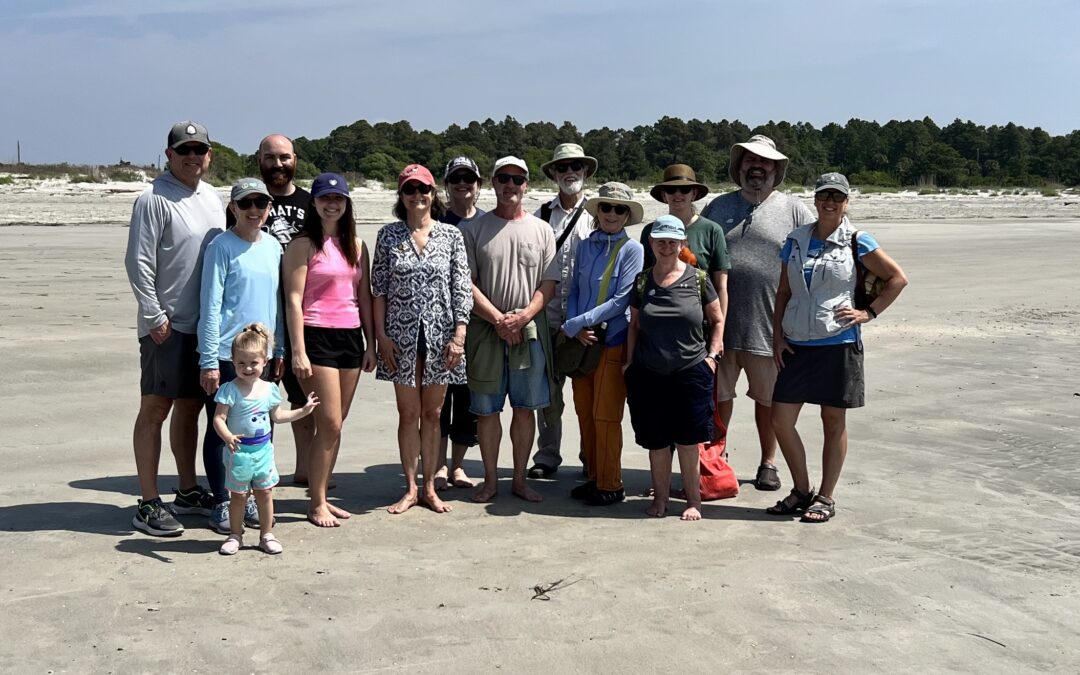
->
[626,359,714,450]
[772,341,864,409]
[303,325,365,369]
[139,330,203,399]
[281,337,308,406]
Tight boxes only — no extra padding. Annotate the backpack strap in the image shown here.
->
[635,269,651,300]
[696,268,707,303]
[594,238,630,309]
[540,202,552,224]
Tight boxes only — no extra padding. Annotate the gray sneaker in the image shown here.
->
[208,501,231,534]
[132,498,184,537]
[171,485,215,516]
[243,493,259,528]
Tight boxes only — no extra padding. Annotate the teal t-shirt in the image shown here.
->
[214,380,282,440]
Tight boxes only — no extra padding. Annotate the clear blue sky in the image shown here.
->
[2,0,1077,165]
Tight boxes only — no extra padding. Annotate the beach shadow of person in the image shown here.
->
[0,501,136,536]
[115,536,221,563]
[69,475,145,497]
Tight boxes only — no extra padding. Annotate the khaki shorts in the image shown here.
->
[715,349,778,405]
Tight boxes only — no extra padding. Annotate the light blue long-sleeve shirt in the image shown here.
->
[561,229,645,346]
[198,230,284,369]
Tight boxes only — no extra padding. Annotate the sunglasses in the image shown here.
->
[815,191,848,203]
[173,144,210,156]
[446,172,478,185]
[553,161,585,173]
[401,182,434,195]
[597,203,629,216]
[235,196,270,210]
[661,186,694,195]
[494,173,527,186]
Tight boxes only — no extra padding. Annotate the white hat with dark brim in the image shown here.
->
[729,134,789,187]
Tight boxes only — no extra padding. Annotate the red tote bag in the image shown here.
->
[699,368,739,501]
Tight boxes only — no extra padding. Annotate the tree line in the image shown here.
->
[207,116,1080,189]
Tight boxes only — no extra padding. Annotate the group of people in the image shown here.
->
[125,121,908,555]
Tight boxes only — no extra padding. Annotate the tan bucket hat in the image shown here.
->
[729,134,789,187]
[649,164,710,202]
[584,182,644,226]
[541,143,598,180]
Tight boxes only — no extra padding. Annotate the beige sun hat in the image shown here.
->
[729,134,789,187]
[541,143,598,180]
[649,164,710,202]
[584,182,644,226]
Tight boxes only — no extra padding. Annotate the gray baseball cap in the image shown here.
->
[168,121,211,149]
[815,172,850,195]
[231,177,271,202]
[444,156,481,181]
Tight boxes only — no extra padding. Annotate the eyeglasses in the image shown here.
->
[661,186,694,195]
[597,203,629,216]
[401,182,433,195]
[173,144,210,156]
[494,173,527,186]
[446,172,478,185]
[553,161,585,173]
[814,191,848,203]
[235,196,270,210]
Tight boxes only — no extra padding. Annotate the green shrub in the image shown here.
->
[69,173,105,184]
[0,175,13,185]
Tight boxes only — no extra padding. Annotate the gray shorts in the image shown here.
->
[139,330,203,399]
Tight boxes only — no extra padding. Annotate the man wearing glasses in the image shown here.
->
[528,143,598,480]
[460,157,559,503]
[700,135,815,493]
[125,121,225,536]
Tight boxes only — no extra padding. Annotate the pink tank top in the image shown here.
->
[302,237,362,329]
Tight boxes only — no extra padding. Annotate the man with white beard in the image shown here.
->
[528,143,597,479]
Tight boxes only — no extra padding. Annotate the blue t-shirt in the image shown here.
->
[198,230,285,368]
[214,380,282,441]
[779,231,879,345]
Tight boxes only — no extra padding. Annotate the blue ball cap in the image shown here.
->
[311,173,350,199]
[650,214,686,240]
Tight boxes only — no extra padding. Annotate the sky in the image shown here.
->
[2,0,1078,165]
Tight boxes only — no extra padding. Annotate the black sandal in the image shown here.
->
[800,495,836,523]
[754,464,782,491]
[766,487,816,515]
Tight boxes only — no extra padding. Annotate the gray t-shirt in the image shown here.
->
[125,171,225,337]
[630,266,718,373]
[701,190,814,355]
[461,211,559,314]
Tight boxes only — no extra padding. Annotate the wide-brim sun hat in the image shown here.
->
[729,134,789,187]
[649,164,710,202]
[584,182,644,226]
[541,143,598,180]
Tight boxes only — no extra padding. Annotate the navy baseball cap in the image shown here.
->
[311,173,350,198]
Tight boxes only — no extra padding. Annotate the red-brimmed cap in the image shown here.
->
[398,164,436,189]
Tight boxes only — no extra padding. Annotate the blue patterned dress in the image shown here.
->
[372,221,473,386]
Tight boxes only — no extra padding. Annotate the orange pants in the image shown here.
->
[571,344,627,491]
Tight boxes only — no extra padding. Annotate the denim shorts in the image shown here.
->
[469,339,551,415]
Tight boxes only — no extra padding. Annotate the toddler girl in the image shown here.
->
[213,323,319,554]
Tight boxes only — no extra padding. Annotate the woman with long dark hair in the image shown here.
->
[284,173,376,527]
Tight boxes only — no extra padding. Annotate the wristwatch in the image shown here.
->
[706,352,721,362]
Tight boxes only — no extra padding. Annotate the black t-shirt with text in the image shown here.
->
[226,186,311,249]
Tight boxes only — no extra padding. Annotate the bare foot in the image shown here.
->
[511,482,544,503]
[451,467,475,488]
[421,491,453,513]
[681,506,702,521]
[327,503,351,520]
[387,492,418,514]
[434,467,449,492]
[646,499,668,518]
[471,482,497,503]
[307,504,340,527]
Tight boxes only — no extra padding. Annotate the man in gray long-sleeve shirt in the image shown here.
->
[701,135,815,493]
[125,121,224,536]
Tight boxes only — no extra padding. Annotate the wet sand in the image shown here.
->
[0,188,1078,672]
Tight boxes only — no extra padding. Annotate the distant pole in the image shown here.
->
[16,140,20,165]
